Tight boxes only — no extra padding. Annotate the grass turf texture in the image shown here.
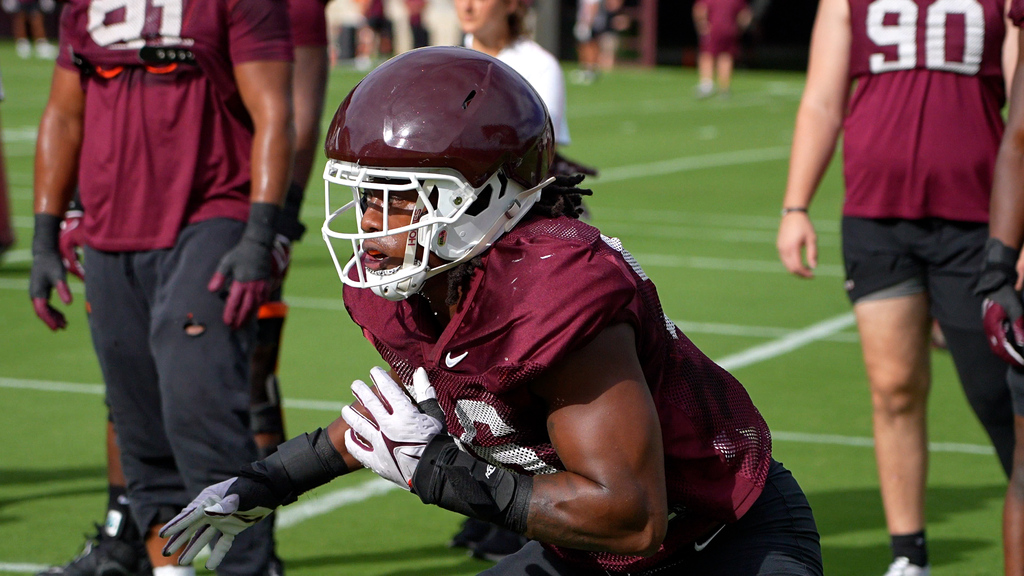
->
[0,44,1007,575]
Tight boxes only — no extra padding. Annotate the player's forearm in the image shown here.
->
[326,415,367,472]
[782,102,843,209]
[525,470,668,556]
[989,125,1024,249]
[34,89,83,215]
[249,120,294,207]
[236,60,295,206]
[291,45,329,189]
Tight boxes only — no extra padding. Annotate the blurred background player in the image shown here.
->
[2,0,57,59]
[36,0,330,574]
[28,0,294,575]
[0,66,14,261]
[406,0,429,48]
[354,0,393,70]
[457,0,595,181]
[776,0,1017,574]
[572,0,629,85]
[692,0,751,98]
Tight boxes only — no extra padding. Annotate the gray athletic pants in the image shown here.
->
[84,218,273,576]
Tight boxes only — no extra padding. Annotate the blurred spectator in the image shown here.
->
[355,0,393,70]
[3,0,57,59]
[407,0,429,48]
[572,0,629,84]
[693,0,751,98]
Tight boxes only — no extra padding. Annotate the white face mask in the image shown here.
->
[322,160,553,301]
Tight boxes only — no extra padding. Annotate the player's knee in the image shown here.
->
[869,377,926,415]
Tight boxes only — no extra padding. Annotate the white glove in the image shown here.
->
[160,478,275,570]
[341,367,444,490]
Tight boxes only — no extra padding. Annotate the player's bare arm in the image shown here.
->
[977,24,1024,369]
[525,323,668,556]
[693,2,709,36]
[235,60,294,208]
[777,0,851,278]
[209,60,295,329]
[34,65,84,217]
[29,65,86,330]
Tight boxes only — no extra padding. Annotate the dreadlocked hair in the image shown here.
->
[529,173,593,219]
[445,254,483,307]
[443,174,593,305]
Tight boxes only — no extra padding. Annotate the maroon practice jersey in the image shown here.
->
[696,0,748,56]
[843,0,1006,222]
[290,0,328,47]
[345,215,773,573]
[55,0,292,252]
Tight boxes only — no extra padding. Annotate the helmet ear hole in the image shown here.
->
[465,184,493,217]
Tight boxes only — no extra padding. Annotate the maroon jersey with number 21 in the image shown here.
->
[345,215,774,573]
[844,0,1006,223]
[56,0,292,252]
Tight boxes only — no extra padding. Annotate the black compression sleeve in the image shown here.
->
[411,435,532,534]
[249,428,350,505]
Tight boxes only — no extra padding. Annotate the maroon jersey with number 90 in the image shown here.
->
[843,0,1006,222]
[345,215,773,573]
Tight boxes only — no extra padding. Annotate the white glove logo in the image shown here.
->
[342,367,445,490]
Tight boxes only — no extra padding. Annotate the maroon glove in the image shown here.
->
[976,238,1024,367]
[208,203,279,330]
[58,208,86,281]
[30,213,71,331]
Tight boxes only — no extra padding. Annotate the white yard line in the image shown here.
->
[716,312,857,371]
[595,147,791,184]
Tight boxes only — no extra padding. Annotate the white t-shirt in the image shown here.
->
[464,36,571,146]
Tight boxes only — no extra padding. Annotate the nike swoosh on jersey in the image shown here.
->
[694,524,725,552]
[445,350,469,368]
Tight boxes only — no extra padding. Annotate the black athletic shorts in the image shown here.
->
[841,217,988,330]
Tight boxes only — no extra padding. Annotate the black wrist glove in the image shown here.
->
[975,237,1024,367]
[208,202,280,329]
[30,213,71,331]
[412,435,533,534]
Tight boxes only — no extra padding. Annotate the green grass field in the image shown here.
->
[0,43,1009,575]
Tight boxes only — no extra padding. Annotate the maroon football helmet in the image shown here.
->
[321,47,556,300]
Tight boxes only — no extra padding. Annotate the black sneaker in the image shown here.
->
[449,518,492,550]
[469,526,528,563]
[37,524,152,576]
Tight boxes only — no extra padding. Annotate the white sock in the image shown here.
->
[153,565,196,576]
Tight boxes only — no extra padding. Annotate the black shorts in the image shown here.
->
[841,217,988,330]
[481,460,822,576]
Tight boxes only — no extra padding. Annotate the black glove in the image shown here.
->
[975,237,1024,367]
[30,213,72,331]
[208,202,280,330]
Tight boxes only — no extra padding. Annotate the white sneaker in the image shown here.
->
[15,39,31,59]
[34,40,57,60]
[883,557,930,576]
[694,82,715,100]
